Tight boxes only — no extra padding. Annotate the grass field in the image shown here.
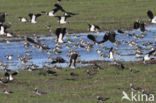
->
[1,0,156,35]
[0,62,155,103]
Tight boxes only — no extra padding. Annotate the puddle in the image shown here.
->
[0,24,156,70]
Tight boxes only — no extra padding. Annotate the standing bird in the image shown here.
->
[29,13,42,23]
[88,24,100,32]
[147,10,156,23]
[0,12,7,24]
[108,47,114,60]
[55,28,67,43]
[69,53,78,69]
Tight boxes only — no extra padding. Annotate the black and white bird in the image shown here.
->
[143,49,155,64]
[147,10,156,23]
[69,53,78,69]
[18,17,28,23]
[0,23,11,35]
[55,15,71,24]
[108,47,114,60]
[0,12,7,24]
[29,13,42,23]
[55,28,67,43]
[4,72,18,81]
[88,24,100,32]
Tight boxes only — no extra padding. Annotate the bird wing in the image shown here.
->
[12,72,18,76]
[148,49,156,56]
[4,72,9,77]
[35,14,42,18]
[147,10,154,19]
[54,3,65,12]
[87,34,96,42]
[28,13,33,19]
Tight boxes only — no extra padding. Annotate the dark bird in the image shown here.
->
[0,12,7,24]
[133,20,140,29]
[51,57,66,63]
[69,53,78,68]
[87,31,116,44]
[117,29,124,34]
[55,28,67,43]
[29,13,42,23]
[140,22,145,33]
[4,72,18,81]
[97,96,109,103]
[147,10,156,23]
[47,70,57,76]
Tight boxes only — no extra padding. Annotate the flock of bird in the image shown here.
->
[0,0,156,102]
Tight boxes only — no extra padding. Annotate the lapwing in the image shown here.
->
[88,24,100,32]
[29,13,42,23]
[143,49,155,64]
[18,17,28,23]
[5,72,18,81]
[147,10,156,23]
[55,27,67,43]
[55,15,71,24]
[0,23,11,35]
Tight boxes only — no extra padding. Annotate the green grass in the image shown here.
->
[1,0,156,35]
[0,62,155,103]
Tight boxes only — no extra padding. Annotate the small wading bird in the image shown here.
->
[34,88,47,96]
[147,10,156,23]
